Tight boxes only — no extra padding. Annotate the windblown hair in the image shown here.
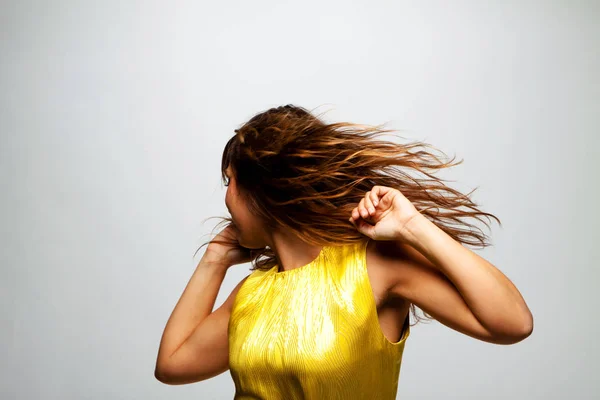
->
[198,104,501,324]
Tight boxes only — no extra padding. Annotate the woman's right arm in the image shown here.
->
[154,251,249,385]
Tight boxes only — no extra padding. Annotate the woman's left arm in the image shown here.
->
[400,214,533,338]
[380,214,533,344]
[350,185,534,345]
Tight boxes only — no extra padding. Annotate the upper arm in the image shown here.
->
[156,274,250,385]
[374,240,499,344]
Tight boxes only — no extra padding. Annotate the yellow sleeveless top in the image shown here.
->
[228,238,410,400]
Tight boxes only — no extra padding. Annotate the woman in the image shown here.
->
[155,105,533,399]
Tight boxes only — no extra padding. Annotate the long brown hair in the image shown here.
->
[198,104,501,323]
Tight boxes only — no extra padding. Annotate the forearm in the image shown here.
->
[156,253,229,365]
[400,214,533,336]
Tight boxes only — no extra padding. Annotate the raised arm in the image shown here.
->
[154,251,248,384]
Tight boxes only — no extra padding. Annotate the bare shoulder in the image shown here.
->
[365,239,412,341]
[367,238,439,296]
[364,239,410,307]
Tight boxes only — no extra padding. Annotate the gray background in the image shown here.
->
[2,0,598,399]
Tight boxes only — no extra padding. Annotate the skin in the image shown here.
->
[224,165,325,274]
[225,166,532,345]
[224,165,409,343]
[157,169,478,384]
[157,167,532,384]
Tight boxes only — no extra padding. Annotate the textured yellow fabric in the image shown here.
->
[228,238,410,400]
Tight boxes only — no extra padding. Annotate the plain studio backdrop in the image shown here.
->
[1,1,598,399]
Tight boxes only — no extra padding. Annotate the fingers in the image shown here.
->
[351,186,384,222]
[359,191,376,219]
[370,189,379,207]
[351,199,369,220]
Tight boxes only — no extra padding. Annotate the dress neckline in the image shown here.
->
[271,245,327,276]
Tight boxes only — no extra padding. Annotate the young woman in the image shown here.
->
[155,105,533,399]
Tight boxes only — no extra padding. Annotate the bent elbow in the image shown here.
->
[495,313,534,345]
[155,361,178,385]
[517,313,534,341]
[155,366,170,384]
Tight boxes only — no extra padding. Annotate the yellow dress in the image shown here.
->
[228,238,410,400]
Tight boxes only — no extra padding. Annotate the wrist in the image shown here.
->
[397,213,430,245]
[201,252,231,271]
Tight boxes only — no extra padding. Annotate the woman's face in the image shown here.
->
[224,166,267,249]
